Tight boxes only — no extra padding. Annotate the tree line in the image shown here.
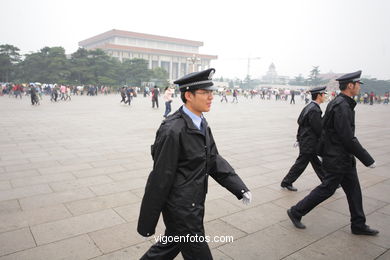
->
[1,44,389,94]
[0,44,169,87]
[215,66,390,94]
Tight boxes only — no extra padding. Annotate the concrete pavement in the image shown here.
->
[0,94,389,259]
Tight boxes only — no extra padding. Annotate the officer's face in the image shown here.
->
[319,93,326,103]
[185,90,214,115]
[352,82,361,95]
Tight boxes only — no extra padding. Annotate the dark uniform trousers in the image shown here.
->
[282,153,324,185]
[140,238,212,260]
[291,166,366,229]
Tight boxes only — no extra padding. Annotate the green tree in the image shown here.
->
[0,44,21,82]
[19,46,69,83]
[360,78,390,95]
[289,74,306,85]
[68,48,94,85]
[150,67,169,87]
[308,66,321,86]
[88,49,120,86]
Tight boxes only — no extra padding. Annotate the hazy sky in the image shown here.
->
[2,0,389,79]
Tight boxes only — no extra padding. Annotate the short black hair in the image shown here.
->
[311,92,325,101]
[339,81,355,91]
[180,90,196,103]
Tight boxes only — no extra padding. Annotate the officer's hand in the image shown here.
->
[242,191,252,205]
[293,141,299,148]
[368,162,376,168]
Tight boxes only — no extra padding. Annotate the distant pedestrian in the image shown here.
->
[30,85,39,105]
[220,89,228,102]
[232,89,238,103]
[120,87,126,103]
[290,90,295,104]
[163,86,174,117]
[152,85,159,108]
[369,91,374,105]
[125,87,133,106]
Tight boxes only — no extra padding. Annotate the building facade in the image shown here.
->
[79,29,217,81]
[262,63,290,84]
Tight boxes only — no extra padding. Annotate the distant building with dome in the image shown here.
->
[261,63,289,84]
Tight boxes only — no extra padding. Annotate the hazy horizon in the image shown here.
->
[2,0,389,80]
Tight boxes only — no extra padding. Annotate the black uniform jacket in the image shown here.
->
[296,101,322,154]
[137,107,249,237]
[320,93,374,173]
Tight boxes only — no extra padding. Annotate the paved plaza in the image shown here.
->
[0,94,389,260]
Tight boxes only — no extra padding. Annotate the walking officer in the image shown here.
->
[281,86,326,191]
[137,68,252,260]
[287,70,379,236]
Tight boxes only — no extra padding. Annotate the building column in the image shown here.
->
[148,55,152,69]
[169,60,173,81]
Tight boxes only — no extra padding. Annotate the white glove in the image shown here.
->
[293,141,299,148]
[242,191,252,205]
[317,156,323,163]
[368,162,376,168]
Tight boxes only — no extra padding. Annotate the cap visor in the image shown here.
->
[203,85,218,91]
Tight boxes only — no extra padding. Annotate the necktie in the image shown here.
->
[200,118,207,135]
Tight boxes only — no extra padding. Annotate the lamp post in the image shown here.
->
[187,54,201,73]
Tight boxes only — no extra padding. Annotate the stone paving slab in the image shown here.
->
[0,204,71,233]
[218,224,315,259]
[19,187,95,210]
[0,235,101,260]
[0,200,20,214]
[0,228,36,256]
[31,209,125,245]
[0,184,52,202]
[65,191,139,216]
[0,181,11,191]
[0,94,389,259]
[49,175,113,192]
[90,241,153,260]
[89,222,147,254]
[284,230,386,260]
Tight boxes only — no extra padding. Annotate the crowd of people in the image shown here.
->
[1,82,389,108]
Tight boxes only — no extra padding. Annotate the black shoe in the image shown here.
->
[287,209,306,229]
[281,183,298,191]
[351,225,379,236]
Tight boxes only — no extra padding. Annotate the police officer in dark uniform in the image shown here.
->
[138,68,252,260]
[281,86,326,191]
[287,71,379,236]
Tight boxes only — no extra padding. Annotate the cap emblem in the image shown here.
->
[208,70,214,80]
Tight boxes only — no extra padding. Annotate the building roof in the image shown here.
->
[94,43,217,60]
[79,29,204,47]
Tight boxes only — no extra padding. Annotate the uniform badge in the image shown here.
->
[208,70,215,80]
